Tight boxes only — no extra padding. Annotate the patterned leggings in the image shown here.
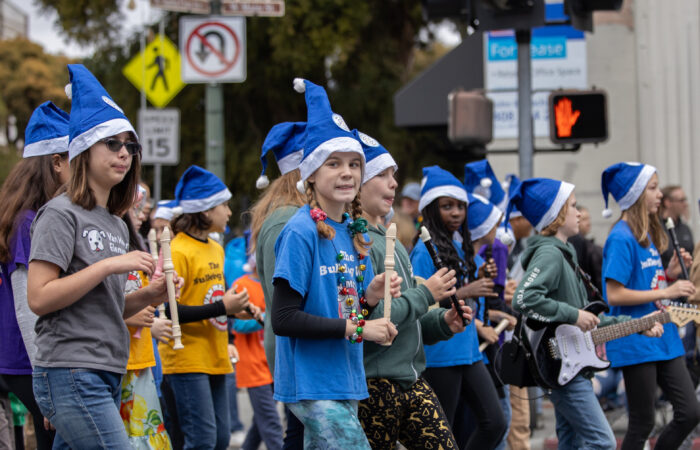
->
[287,399,371,450]
[358,377,457,450]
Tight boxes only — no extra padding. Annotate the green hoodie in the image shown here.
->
[365,223,453,390]
[256,205,300,375]
[513,235,626,327]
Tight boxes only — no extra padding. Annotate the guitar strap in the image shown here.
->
[557,246,605,302]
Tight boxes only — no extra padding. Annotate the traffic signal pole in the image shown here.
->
[516,29,533,179]
[206,0,226,181]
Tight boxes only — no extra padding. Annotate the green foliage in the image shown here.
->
[0,38,73,147]
[34,0,124,47]
[39,1,467,227]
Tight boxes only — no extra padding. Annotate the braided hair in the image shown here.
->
[303,180,371,256]
[419,198,477,287]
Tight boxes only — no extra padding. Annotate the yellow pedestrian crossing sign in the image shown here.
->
[123,34,186,108]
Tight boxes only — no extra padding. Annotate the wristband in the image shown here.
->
[349,310,365,344]
[665,270,677,283]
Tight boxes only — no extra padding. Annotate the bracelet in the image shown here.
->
[665,270,677,283]
[349,310,365,344]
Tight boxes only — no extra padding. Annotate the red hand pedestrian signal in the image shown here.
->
[554,97,580,138]
[548,90,608,145]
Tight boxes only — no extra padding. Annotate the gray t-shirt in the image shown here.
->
[29,193,130,374]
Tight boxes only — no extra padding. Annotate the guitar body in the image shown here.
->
[528,301,611,388]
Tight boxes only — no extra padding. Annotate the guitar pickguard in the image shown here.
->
[553,324,609,385]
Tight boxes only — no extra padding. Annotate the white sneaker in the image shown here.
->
[228,430,246,449]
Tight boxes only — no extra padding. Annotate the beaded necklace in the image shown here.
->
[310,207,369,344]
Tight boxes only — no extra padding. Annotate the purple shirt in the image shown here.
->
[0,210,35,374]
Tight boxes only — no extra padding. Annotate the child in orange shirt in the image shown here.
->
[232,255,283,450]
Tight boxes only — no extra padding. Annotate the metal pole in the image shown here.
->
[206,0,226,181]
[516,29,533,179]
[153,18,165,202]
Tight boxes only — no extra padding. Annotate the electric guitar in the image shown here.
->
[527,301,700,388]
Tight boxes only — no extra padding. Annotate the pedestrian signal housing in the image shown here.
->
[549,90,608,145]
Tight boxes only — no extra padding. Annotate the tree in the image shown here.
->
[34,0,123,47]
[38,2,465,228]
[0,38,73,148]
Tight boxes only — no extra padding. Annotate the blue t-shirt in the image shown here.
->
[602,220,684,367]
[272,205,374,402]
[410,240,483,367]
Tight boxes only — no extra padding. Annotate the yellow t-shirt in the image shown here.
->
[159,233,232,375]
[126,272,155,370]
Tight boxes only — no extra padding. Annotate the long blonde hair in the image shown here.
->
[303,181,371,256]
[622,192,668,251]
[248,170,306,253]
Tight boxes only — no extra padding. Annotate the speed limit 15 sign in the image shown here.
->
[138,108,180,165]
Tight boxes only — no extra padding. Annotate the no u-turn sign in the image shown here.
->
[179,16,246,83]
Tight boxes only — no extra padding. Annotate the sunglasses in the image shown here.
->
[99,138,142,156]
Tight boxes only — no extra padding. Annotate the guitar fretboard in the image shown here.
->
[591,312,670,346]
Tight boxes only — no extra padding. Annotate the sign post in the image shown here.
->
[180,11,247,180]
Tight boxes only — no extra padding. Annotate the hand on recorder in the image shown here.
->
[444,299,472,333]
[664,280,695,299]
[125,305,155,328]
[151,317,173,344]
[475,319,499,344]
[424,268,458,302]
[668,248,693,280]
[235,303,262,321]
[478,258,498,279]
[223,284,250,315]
[106,251,155,277]
[354,318,398,345]
[488,310,517,331]
[457,277,498,299]
[366,272,402,307]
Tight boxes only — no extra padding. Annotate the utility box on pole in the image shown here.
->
[447,89,493,146]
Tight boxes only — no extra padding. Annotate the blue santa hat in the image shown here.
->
[292,78,364,192]
[174,165,232,213]
[66,64,136,161]
[352,129,397,184]
[467,193,503,241]
[23,101,70,158]
[503,173,523,218]
[256,121,306,189]
[153,199,183,221]
[601,162,657,218]
[464,159,507,212]
[419,165,468,212]
[506,178,575,232]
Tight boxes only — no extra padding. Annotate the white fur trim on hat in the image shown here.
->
[277,149,303,175]
[293,78,306,93]
[68,118,137,161]
[363,152,398,184]
[256,175,270,190]
[535,181,575,232]
[23,135,69,158]
[471,207,503,241]
[179,188,232,213]
[419,185,468,213]
[299,137,364,181]
[618,164,656,211]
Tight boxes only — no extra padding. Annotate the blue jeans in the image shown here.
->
[243,384,282,450]
[494,385,512,450]
[226,372,244,432]
[32,367,130,450]
[166,373,230,450]
[548,375,616,450]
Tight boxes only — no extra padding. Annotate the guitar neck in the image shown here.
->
[591,312,670,346]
